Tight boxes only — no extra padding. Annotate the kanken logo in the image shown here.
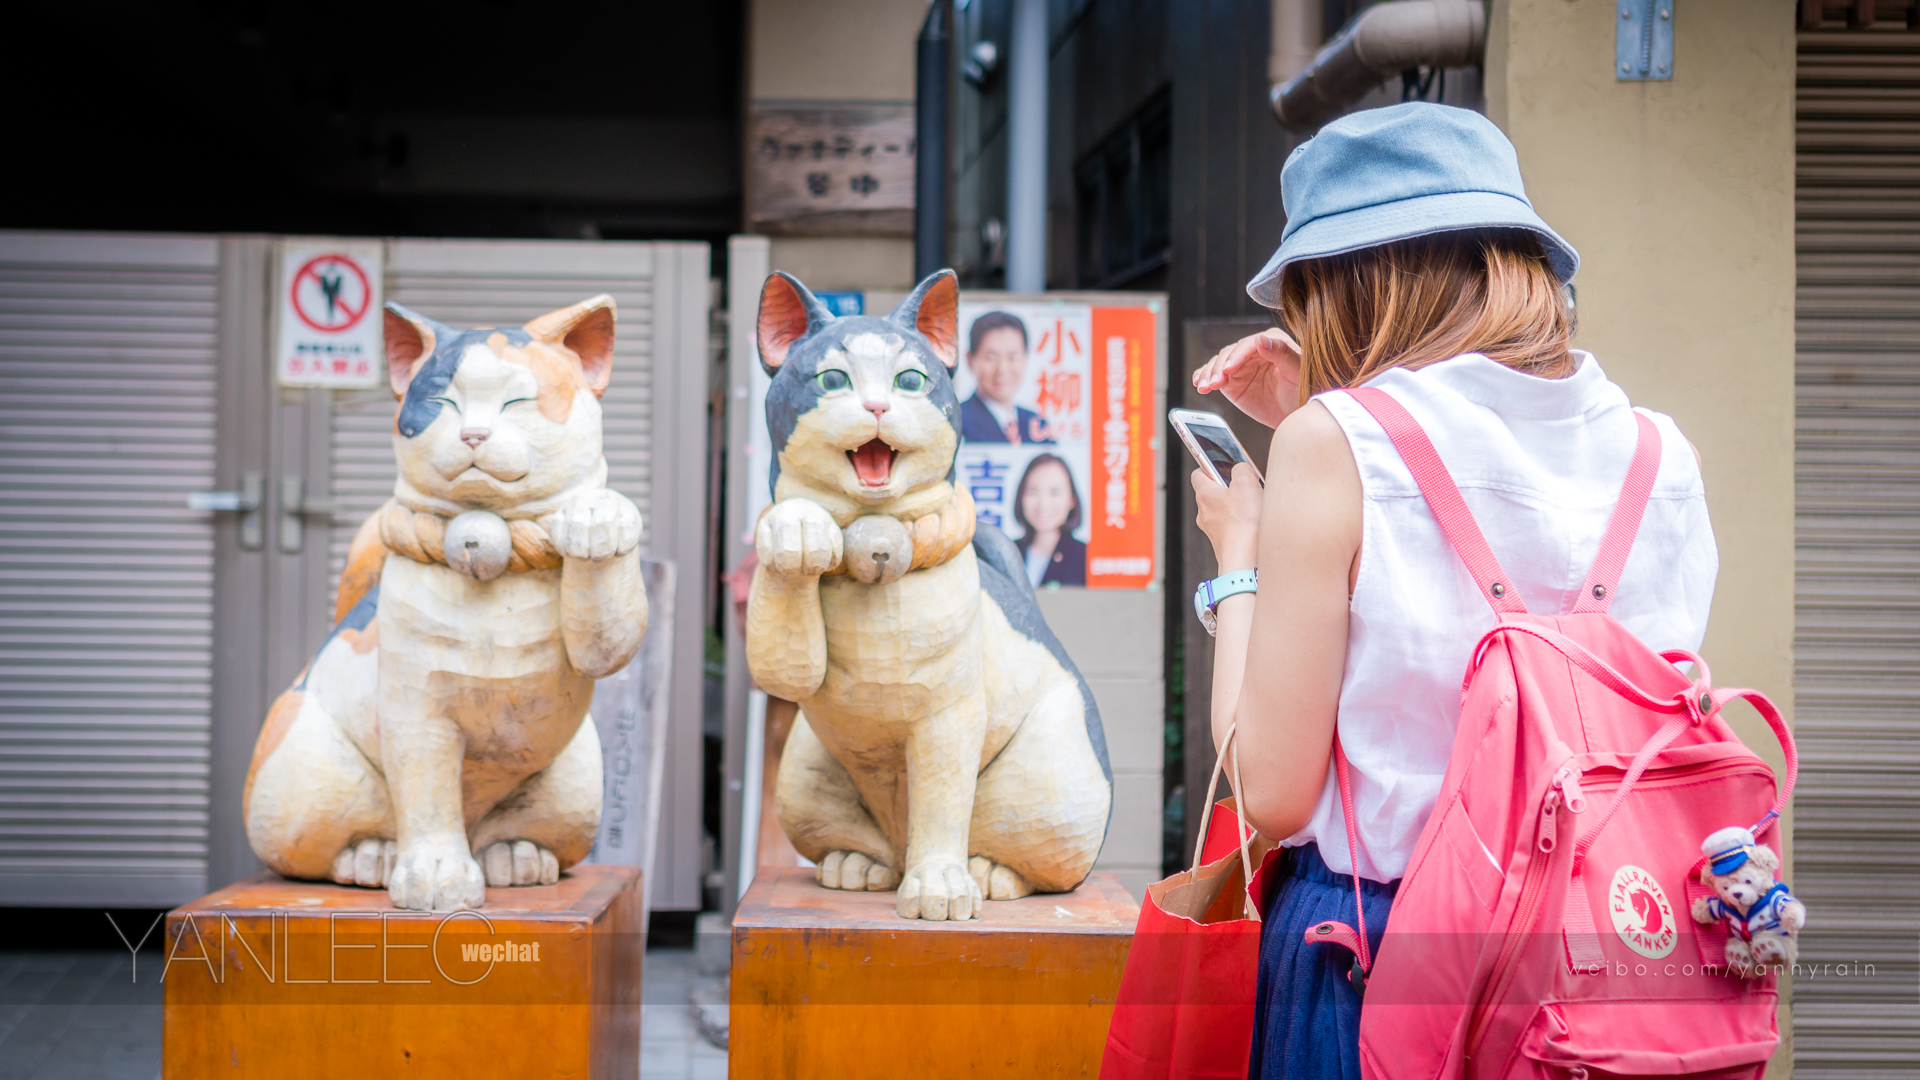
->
[1608,864,1677,959]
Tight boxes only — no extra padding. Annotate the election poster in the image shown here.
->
[951,299,1158,589]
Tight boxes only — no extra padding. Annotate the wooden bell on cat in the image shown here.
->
[843,514,913,586]
[444,509,512,581]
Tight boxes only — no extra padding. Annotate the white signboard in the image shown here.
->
[275,240,385,388]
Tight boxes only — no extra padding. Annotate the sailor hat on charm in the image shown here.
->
[1701,825,1759,875]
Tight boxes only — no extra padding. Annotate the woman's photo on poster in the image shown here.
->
[1012,452,1086,587]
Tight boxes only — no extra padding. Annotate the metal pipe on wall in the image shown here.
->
[1005,0,1048,292]
[1269,0,1325,89]
[1270,0,1485,134]
[915,0,950,281]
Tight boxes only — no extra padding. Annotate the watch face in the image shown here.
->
[1200,607,1218,635]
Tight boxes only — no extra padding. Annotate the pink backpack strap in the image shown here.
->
[1570,411,1662,614]
[1342,387,1528,615]
[1303,733,1375,993]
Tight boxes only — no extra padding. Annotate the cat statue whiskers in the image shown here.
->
[242,296,646,912]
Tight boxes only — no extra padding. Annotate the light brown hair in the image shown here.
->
[1278,228,1575,404]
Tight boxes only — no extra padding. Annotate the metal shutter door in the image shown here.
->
[329,241,657,595]
[0,232,220,907]
[1795,29,1920,1074]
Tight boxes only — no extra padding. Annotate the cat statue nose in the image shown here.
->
[864,401,889,420]
[461,427,491,448]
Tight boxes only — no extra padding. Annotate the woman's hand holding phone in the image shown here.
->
[1192,462,1264,571]
[1192,328,1303,429]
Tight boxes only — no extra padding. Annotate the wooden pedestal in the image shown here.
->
[162,866,641,1079]
[731,867,1139,1078]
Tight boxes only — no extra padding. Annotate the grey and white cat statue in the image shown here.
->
[745,269,1113,922]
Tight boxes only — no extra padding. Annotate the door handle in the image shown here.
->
[188,472,265,551]
[278,476,347,554]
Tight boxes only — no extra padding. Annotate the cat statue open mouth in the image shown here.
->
[242,296,648,911]
[747,269,1113,921]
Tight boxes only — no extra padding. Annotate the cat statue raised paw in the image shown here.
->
[243,296,648,911]
[747,269,1113,921]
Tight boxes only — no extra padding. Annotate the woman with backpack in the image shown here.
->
[1188,103,1722,1078]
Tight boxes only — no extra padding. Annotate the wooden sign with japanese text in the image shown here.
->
[747,106,914,236]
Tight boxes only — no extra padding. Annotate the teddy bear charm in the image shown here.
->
[1689,826,1807,978]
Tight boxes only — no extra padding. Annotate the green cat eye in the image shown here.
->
[893,370,926,393]
[817,369,850,392]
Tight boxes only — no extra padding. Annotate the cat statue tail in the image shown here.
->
[968,522,1114,826]
[334,509,388,623]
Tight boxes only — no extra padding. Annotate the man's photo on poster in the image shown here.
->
[957,310,1054,445]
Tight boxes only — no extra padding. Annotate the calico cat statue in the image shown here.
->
[748,269,1112,921]
[243,296,647,912]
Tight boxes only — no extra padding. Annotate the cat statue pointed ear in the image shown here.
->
[524,295,617,397]
[756,271,838,375]
[887,269,961,372]
[383,303,453,398]
[244,295,647,912]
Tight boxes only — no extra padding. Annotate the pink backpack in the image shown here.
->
[1311,387,1795,1080]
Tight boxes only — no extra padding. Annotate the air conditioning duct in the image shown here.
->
[1271,0,1486,134]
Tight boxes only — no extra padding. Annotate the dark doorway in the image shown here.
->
[1075,90,1172,291]
[5,2,745,247]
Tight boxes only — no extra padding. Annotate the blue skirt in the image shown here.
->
[1249,842,1399,1080]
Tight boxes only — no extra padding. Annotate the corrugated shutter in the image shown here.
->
[0,232,220,907]
[328,240,656,605]
[1795,29,1920,1074]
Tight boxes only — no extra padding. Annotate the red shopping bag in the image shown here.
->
[1101,727,1282,1080]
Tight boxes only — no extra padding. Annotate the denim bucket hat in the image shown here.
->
[1246,102,1578,308]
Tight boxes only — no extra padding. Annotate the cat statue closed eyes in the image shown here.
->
[748,270,1113,921]
[243,296,647,912]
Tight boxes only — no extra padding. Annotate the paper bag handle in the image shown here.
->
[1191,722,1261,920]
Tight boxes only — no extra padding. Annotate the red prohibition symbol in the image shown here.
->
[290,254,373,332]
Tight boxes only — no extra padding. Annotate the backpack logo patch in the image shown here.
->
[1608,864,1677,959]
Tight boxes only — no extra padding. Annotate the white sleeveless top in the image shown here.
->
[1297,352,1718,882]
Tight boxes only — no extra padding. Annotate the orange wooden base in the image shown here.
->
[731,867,1139,1078]
[162,866,641,1079]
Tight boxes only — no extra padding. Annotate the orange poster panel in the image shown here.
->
[1087,306,1156,588]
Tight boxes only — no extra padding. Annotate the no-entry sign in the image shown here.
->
[275,240,384,388]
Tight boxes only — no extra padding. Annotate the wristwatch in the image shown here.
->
[1193,569,1259,635]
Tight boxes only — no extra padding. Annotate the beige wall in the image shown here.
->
[1489,1,1797,1069]
[765,236,916,291]
[749,0,926,102]
[749,0,926,290]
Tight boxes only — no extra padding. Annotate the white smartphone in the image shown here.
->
[1169,408,1264,486]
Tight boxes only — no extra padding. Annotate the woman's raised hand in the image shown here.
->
[1191,328,1303,430]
